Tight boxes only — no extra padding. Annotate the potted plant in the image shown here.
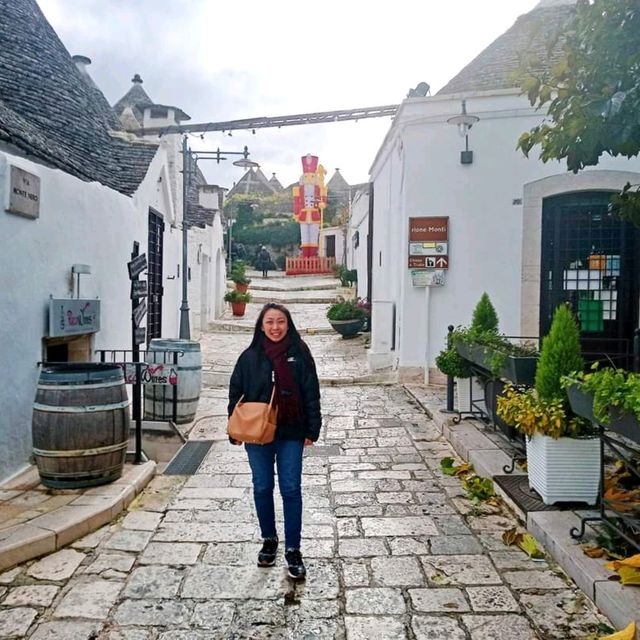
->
[453,293,538,386]
[224,289,251,317]
[435,328,484,413]
[326,297,367,338]
[564,365,640,444]
[230,261,251,293]
[497,304,599,505]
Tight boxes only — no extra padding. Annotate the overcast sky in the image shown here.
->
[38,0,540,189]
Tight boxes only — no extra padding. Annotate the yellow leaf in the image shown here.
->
[518,533,545,560]
[617,566,640,585]
[600,621,636,639]
[454,463,472,476]
[617,554,640,569]
[583,545,607,559]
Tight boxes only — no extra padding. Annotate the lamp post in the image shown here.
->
[179,137,258,339]
[226,218,236,275]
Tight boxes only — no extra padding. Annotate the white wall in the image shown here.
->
[346,188,370,300]
[321,226,345,264]
[368,90,640,377]
[188,212,226,336]
[0,140,186,482]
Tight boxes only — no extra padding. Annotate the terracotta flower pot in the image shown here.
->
[235,283,248,293]
[231,302,246,317]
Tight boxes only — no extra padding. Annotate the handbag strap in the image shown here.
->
[235,384,276,407]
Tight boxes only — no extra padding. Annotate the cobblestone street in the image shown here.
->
[0,274,614,639]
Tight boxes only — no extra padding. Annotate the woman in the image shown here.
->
[228,302,321,580]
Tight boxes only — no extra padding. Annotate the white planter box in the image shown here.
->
[455,377,485,413]
[526,434,601,506]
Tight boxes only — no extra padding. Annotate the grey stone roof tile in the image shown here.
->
[0,0,157,195]
[437,5,574,95]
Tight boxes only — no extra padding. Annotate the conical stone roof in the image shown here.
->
[437,3,574,95]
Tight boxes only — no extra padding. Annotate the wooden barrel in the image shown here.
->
[32,364,130,489]
[143,339,202,424]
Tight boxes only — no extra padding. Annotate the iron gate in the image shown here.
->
[540,191,639,366]
[147,209,164,342]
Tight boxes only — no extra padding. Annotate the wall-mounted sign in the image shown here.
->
[130,280,148,300]
[117,363,178,386]
[411,269,446,287]
[132,300,147,327]
[409,217,448,242]
[408,217,449,269]
[409,242,448,256]
[7,166,40,220]
[49,299,100,336]
[127,254,147,279]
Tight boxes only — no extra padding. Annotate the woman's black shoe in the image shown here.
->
[285,548,306,580]
[257,537,278,567]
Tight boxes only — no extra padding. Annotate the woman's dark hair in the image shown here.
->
[250,303,302,348]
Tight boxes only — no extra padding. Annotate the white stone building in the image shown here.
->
[366,1,640,380]
[0,1,224,483]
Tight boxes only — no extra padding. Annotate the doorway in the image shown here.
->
[147,208,165,342]
[540,192,639,365]
[325,234,336,258]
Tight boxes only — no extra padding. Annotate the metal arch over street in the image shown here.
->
[140,103,400,137]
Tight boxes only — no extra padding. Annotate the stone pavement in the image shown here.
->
[0,272,623,638]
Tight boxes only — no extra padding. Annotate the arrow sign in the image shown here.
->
[127,253,147,279]
[435,256,449,269]
[132,300,147,327]
[130,280,148,300]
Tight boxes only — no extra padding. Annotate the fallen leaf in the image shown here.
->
[583,546,608,559]
[617,565,640,586]
[518,533,545,559]
[454,462,473,476]
[599,621,636,639]
[502,527,520,546]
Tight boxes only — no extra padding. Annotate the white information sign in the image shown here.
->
[409,242,448,256]
[411,269,445,287]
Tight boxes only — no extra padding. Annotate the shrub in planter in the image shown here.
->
[452,293,538,384]
[469,292,499,337]
[535,304,584,401]
[497,304,599,505]
[326,297,367,338]
[224,289,251,304]
[224,289,251,317]
[564,364,640,443]
[326,297,367,321]
[229,261,251,290]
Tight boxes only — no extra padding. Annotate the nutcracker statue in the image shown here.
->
[292,154,327,258]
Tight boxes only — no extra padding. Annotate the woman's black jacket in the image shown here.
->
[228,339,321,441]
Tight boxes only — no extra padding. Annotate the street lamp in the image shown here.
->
[179,137,259,339]
[447,99,480,165]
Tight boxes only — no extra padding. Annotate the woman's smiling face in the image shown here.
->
[262,308,288,342]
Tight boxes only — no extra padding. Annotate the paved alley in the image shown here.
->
[0,274,613,639]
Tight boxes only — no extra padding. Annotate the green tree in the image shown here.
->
[517,0,640,224]
[535,304,584,402]
[470,293,499,336]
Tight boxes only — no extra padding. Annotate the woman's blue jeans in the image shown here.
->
[245,439,304,550]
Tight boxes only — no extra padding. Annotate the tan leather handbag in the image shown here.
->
[227,386,278,444]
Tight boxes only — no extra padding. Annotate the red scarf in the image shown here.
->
[263,335,302,424]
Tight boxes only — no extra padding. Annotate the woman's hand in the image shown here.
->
[304,438,314,447]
